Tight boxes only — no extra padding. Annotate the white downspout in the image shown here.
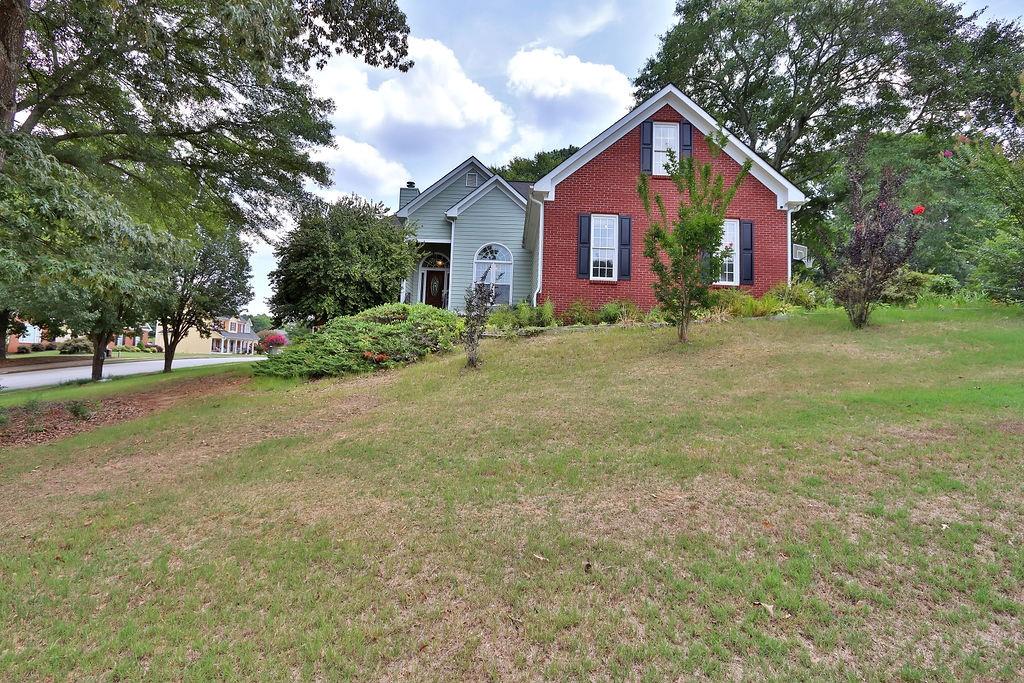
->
[786,207,793,284]
[530,195,544,305]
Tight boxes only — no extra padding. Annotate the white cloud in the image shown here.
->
[311,135,410,207]
[553,2,618,39]
[314,37,514,158]
[506,47,633,110]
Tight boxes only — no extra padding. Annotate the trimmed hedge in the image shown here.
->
[254,303,463,379]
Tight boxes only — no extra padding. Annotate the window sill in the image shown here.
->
[589,277,619,284]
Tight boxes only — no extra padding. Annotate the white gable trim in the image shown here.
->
[445,175,526,219]
[533,85,806,210]
[396,156,494,218]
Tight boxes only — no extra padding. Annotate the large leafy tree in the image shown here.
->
[491,146,579,182]
[635,0,1024,264]
[269,196,418,326]
[156,227,254,373]
[0,135,178,379]
[0,0,412,234]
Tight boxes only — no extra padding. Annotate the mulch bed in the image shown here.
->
[0,375,246,449]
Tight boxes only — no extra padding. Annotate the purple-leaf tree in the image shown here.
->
[833,138,927,328]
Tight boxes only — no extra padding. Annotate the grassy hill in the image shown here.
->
[1,305,1022,679]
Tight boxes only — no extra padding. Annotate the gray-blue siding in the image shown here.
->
[405,170,480,243]
[449,186,533,311]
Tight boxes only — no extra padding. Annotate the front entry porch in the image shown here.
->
[403,243,451,309]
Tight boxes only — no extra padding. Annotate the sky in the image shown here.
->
[244,0,1023,315]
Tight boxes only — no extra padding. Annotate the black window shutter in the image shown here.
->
[577,214,591,279]
[618,216,631,280]
[680,122,693,158]
[640,121,653,174]
[740,220,754,285]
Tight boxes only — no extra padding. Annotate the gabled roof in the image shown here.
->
[508,180,534,198]
[532,85,806,210]
[446,175,527,218]
[396,156,493,218]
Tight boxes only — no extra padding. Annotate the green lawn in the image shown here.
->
[1,305,1023,680]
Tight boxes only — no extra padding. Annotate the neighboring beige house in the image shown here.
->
[157,316,259,355]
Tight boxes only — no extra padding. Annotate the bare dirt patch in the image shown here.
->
[0,374,248,449]
[994,420,1024,436]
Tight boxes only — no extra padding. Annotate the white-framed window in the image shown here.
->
[653,122,679,175]
[473,243,513,305]
[717,219,740,285]
[466,172,479,188]
[590,214,618,281]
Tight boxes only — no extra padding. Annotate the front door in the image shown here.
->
[424,270,446,308]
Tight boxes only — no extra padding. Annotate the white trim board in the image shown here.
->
[532,84,807,210]
[396,156,494,218]
[446,175,527,219]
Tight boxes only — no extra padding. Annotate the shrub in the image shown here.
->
[464,282,496,368]
[66,400,92,420]
[43,341,57,351]
[0,407,8,429]
[711,289,790,317]
[16,345,30,354]
[487,300,558,331]
[30,342,46,352]
[58,337,93,355]
[255,303,463,379]
[880,269,931,306]
[645,306,667,324]
[561,300,598,326]
[766,279,828,310]
[927,273,961,296]
[596,300,644,325]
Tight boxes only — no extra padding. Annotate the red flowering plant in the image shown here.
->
[259,332,288,354]
[830,137,927,329]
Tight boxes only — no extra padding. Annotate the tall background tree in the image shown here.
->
[1,0,412,236]
[156,227,254,373]
[635,0,1024,270]
[269,196,418,326]
[491,146,579,181]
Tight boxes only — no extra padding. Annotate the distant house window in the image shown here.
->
[466,172,479,188]
[717,219,740,285]
[590,214,618,281]
[653,122,679,175]
[229,322,236,332]
[473,243,513,305]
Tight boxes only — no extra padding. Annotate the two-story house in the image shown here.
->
[397,85,807,313]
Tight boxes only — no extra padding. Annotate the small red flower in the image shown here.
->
[942,149,953,158]
[912,205,925,215]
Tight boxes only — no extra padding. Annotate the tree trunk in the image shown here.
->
[844,299,872,329]
[0,308,10,360]
[88,332,111,382]
[163,340,177,373]
[0,0,29,165]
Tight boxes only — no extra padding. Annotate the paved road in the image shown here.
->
[0,356,264,391]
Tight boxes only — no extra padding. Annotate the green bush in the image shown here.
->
[58,337,93,355]
[881,269,931,306]
[925,273,961,296]
[765,278,828,310]
[561,300,598,326]
[711,289,790,317]
[16,345,30,354]
[487,300,558,331]
[596,299,644,325]
[255,303,463,379]
[66,400,93,420]
[30,342,46,352]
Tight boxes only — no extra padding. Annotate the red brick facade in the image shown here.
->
[540,104,790,312]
